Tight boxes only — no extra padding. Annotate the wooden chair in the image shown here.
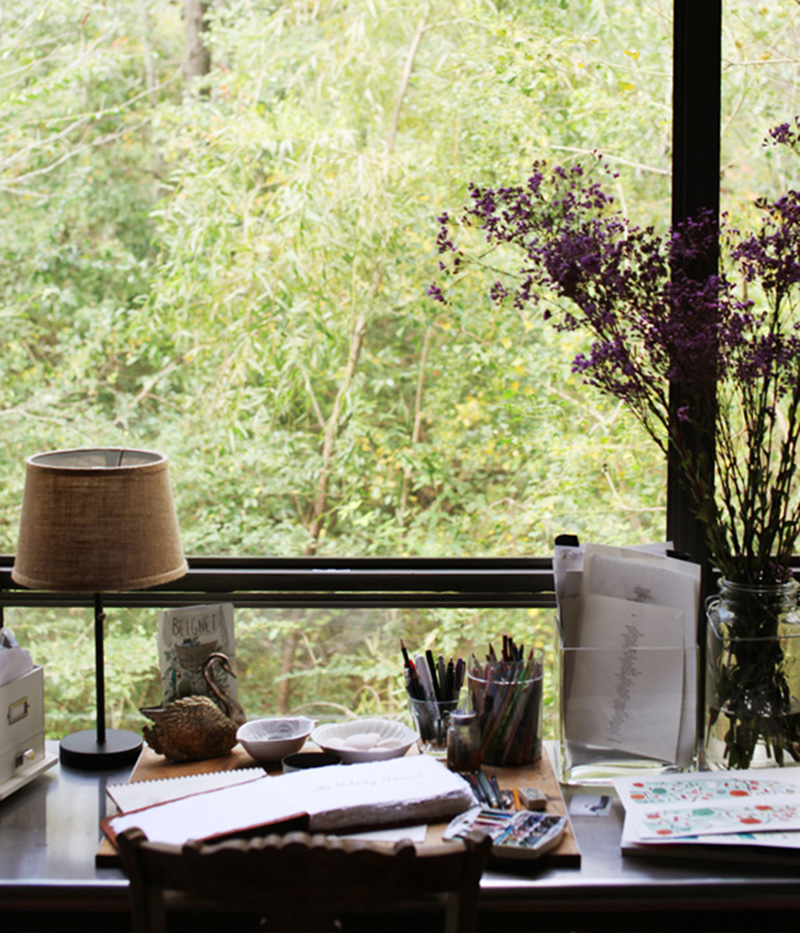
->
[116,826,491,933]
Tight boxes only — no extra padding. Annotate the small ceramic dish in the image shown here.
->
[237,716,316,763]
[311,718,417,763]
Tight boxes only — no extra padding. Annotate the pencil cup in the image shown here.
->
[408,695,460,757]
[468,650,544,767]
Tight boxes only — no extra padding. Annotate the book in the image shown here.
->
[102,755,475,848]
[156,604,236,703]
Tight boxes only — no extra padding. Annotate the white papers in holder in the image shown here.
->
[556,543,700,772]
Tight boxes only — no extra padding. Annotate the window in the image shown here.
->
[1,1,798,735]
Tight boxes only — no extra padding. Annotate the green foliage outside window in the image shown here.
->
[0,0,798,734]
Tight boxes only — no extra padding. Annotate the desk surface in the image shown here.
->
[2,743,800,930]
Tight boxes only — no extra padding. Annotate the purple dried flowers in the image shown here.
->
[432,134,800,585]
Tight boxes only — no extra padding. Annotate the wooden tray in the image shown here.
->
[97,745,580,868]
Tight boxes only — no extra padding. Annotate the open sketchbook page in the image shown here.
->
[103,755,475,847]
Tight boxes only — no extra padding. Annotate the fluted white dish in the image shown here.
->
[312,719,417,763]
[237,716,316,763]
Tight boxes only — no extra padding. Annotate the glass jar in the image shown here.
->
[467,652,543,766]
[408,696,459,757]
[704,578,800,770]
[446,709,482,772]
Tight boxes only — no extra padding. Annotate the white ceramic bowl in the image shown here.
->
[237,716,316,763]
[311,718,417,763]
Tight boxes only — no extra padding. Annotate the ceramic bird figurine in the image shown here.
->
[141,652,246,763]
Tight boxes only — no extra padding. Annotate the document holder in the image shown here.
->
[556,630,697,785]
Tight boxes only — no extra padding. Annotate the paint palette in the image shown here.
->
[443,806,567,861]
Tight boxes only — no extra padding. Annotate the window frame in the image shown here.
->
[0,555,556,611]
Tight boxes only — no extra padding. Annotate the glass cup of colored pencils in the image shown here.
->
[468,643,544,767]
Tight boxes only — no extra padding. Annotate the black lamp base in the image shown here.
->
[59,728,143,771]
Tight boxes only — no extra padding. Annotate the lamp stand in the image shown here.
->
[59,594,143,771]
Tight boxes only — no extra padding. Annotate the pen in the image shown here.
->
[414,654,436,702]
[477,771,500,809]
[444,659,454,700]
[463,771,489,806]
[401,642,466,705]
[401,641,425,699]
[454,657,464,693]
[489,774,505,810]
[426,649,442,701]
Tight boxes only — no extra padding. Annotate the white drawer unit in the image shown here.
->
[0,665,56,799]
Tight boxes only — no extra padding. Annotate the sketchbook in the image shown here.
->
[102,754,475,848]
[107,767,265,813]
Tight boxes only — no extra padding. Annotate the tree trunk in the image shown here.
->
[183,0,211,84]
[277,624,301,714]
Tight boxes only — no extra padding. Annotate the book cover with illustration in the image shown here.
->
[156,604,236,703]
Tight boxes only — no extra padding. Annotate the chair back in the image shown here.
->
[117,826,491,933]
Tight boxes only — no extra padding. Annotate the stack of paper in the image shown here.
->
[554,543,700,770]
[615,769,800,862]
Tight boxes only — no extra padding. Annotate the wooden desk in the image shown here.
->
[2,742,800,932]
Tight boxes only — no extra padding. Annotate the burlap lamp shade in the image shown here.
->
[13,447,186,591]
[12,447,187,769]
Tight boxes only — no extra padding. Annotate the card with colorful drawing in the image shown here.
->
[614,770,800,842]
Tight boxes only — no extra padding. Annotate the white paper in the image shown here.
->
[0,647,34,687]
[583,545,699,767]
[553,542,584,636]
[562,594,684,762]
[621,817,800,852]
[615,770,800,843]
[573,593,685,650]
[108,767,266,813]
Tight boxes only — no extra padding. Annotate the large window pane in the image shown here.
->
[4,1,799,738]
[0,0,674,558]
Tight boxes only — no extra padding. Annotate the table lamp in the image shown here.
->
[11,447,187,770]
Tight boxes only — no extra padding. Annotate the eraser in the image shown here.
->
[518,787,548,810]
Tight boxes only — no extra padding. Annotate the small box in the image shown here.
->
[0,665,55,797]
